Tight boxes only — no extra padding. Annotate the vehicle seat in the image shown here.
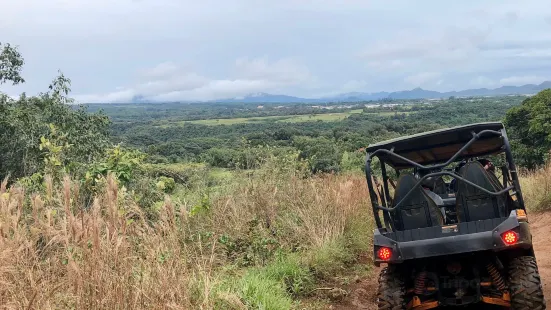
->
[455,162,509,222]
[392,174,444,230]
[422,176,447,195]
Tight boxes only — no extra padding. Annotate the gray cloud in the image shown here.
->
[1,0,551,101]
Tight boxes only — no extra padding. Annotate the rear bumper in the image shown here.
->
[373,211,532,265]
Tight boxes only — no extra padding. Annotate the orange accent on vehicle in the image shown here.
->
[481,291,511,307]
[517,209,527,221]
[406,296,439,310]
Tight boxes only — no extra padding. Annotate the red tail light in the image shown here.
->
[501,230,518,245]
[377,247,392,261]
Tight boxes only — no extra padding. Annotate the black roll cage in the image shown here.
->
[365,128,525,230]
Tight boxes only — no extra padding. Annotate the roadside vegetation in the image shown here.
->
[0,153,372,309]
[520,161,551,212]
[2,42,551,309]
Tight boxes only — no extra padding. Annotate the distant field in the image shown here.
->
[156,109,366,127]
[366,111,414,116]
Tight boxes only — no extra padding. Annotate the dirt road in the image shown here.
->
[330,212,551,309]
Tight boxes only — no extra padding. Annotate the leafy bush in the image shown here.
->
[85,145,145,185]
[143,162,208,188]
[293,136,342,173]
[219,218,281,267]
[156,176,176,193]
[340,151,365,172]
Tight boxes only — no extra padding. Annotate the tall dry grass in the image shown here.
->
[0,163,372,309]
[519,161,551,212]
[0,175,191,309]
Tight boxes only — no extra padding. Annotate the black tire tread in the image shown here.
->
[508,256,546,310]
[377,266,406,310]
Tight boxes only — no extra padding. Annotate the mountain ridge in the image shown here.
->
[120,81,551,104]
[210,81,551,104]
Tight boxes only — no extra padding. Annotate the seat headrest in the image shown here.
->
[421,176,437,190]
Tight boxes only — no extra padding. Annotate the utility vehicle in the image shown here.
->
[365,122,546,309]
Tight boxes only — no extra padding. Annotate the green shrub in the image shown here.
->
[219,219,281,267]
[85,145,145,186]
[340,151,365,172]
[156,176,176,193]
[144,162,207,186]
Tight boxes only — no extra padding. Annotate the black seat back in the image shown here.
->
[434,177,448,196]
[456,162,509,222]
[393,174,444,230]
[422,176,448,195]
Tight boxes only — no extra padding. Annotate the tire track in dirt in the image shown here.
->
[330,212,551,309]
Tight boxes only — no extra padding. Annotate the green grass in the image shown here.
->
[144,162,207,170]
[277,110,363,123]
[238,255,312,309]
[307,238,356,279]
[238,271,295,310]
[212,254,311,310]
[364,111,414,116]
[157,109,364,127]
[210,207,375,310]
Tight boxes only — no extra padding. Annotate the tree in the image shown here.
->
[504,89,551,169]
[292,136,342,173]
[0,42,111,181]
[0,42,25,85]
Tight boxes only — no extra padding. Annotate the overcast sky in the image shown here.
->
[2,0,551,103]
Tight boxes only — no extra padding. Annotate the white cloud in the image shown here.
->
[148,79,271,102]
[74,89,137,103]
[499,75,547,85]
[73,57,315,103]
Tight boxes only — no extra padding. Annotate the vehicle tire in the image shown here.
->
[508,256,546,310]
[377,266,406,310]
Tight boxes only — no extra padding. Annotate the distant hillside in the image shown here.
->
[210,81,551,104]
[215,92,320,103]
